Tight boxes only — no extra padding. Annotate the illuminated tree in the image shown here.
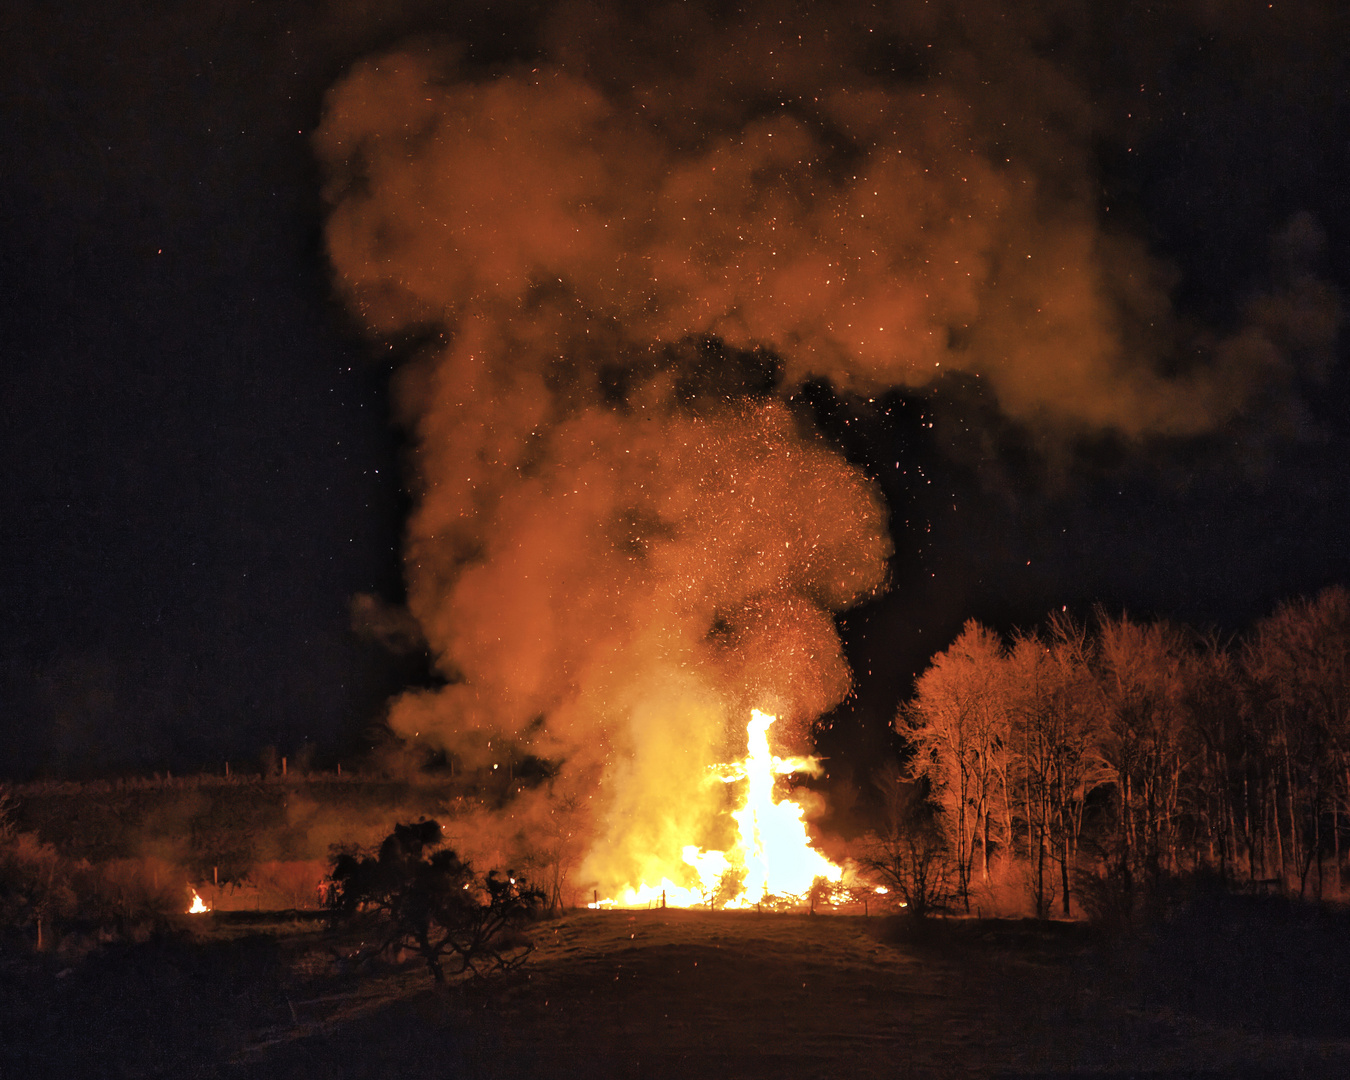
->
[903,620,1012,909]
[1244,587,1350,899]
[1005,617,1110,917]
[897,590,1350,915]
[1092,614,1191,901]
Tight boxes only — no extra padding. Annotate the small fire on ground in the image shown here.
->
[187,889,211,914]
[591,709,877,910]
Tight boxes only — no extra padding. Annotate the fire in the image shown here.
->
[591,709,842,909]
[187,889,211,914]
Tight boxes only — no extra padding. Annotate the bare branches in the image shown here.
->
[858,771,955,918]
[325,820,544,985]
[897,587,1350,917]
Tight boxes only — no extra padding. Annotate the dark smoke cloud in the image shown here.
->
[314,1,1335,891]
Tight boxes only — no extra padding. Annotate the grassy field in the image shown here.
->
[4,901,1350,1079]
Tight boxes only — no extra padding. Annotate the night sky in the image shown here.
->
[3,1,1348,782]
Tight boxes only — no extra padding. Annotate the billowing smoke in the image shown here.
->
[313,3,1316,892]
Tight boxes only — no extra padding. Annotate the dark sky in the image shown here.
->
[3,1,1348,780]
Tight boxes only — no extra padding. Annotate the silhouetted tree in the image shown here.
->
[859,768,955,918]
[326,820,543,984]
[1181,637,1247,886]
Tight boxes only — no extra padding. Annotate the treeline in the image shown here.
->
[11,769,366,797]
[899,586,1350,918]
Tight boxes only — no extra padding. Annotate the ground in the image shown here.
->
[3,903,1349,1078]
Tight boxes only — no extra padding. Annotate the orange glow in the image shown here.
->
[187,889,211,914]
[591,709,842,909]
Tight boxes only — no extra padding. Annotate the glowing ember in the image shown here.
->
[591,709,842,908]
[187,889,211,914]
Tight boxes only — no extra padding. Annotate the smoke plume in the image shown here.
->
[314,3,1312,892]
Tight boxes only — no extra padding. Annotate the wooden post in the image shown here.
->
[282,756,287,778]
[594,889,598,908]
[214,866,219,886]
[225,760,230,778]
[337,762,341,777]
[662,889,666,909]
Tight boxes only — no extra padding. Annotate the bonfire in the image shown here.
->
[592,710,844,909]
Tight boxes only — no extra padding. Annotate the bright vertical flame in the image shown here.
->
[188,889,211,913]
[729,709,842,903]
[591,709,842,908]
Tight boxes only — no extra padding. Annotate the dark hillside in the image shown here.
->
[10,774,486,874]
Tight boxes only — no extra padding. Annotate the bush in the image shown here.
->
[0,832,77,949]
[858,783,955,918]
[0,837,188,952]
[326,820,543,984]
[249,860,328,910]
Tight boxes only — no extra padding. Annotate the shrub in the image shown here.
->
[326,820,543,984]
[857,782,955,918]
[0,832,78,948]
[249,860,328,910]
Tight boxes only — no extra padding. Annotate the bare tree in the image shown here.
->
[892,590,1350,917]
[1182,637,1247,885]
[326,821,543,984]
[858,767,955,918]
[1245,587,1350,899]
[1004,623,1109,918]
[522,787,590,913]
[904,620,1011,909]
[1094,613,1190,902]
[1042,614,1112,916]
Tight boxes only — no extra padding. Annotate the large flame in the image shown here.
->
[592,709,842,908]
[187,889,211,914]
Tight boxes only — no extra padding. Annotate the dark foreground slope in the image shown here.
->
[3,905,1349,1079]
